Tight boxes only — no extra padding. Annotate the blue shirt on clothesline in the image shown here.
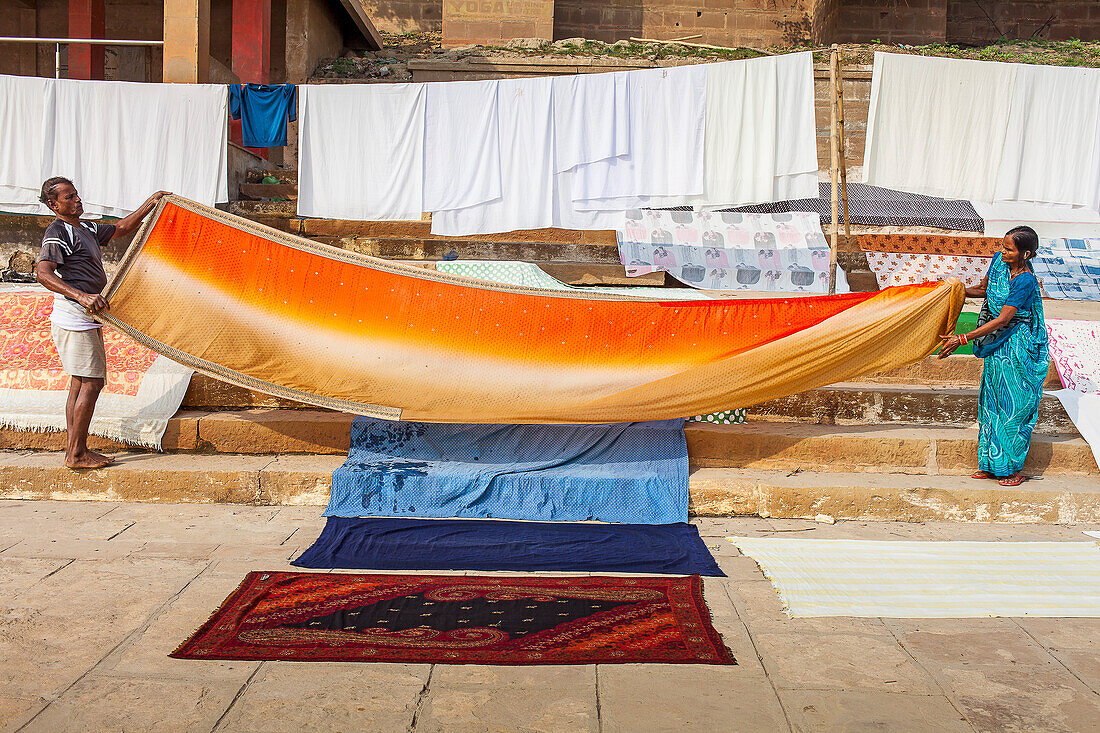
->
[229,83,297,148]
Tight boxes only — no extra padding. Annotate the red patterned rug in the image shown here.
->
[171,572,734,665]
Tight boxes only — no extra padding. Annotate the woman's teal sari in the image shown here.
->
[977,257,1049,476]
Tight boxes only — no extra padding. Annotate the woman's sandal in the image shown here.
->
[999,473,1026,487]
[971,470,996,480]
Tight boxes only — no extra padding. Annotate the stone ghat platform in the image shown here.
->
[2,355,1097,524]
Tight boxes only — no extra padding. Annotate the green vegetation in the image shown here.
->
[827,38,1100,68]
[319,32,1100,80]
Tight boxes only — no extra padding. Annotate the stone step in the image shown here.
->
[753,383,1074,433]
[1,451,1096,523]
[228,200,296,218]
[323,235,623,263]
[245,168,296,184]
[243,215,618,246]
[173,374,1077,435]
[172,356,1056,410]
[238,183,297,201]
[3,412,1093,476]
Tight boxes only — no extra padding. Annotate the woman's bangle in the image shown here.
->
[959,334,968,346]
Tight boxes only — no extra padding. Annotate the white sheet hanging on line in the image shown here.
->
[44,79,228,216]
[297,83,425,221]
[430,78,554,236]
[570,64,707,209]
[551,71,630,172]
[994,63,1100,209]
[865,52,1100,210]
[863,53,1015,202]
[975,201,1100,239]
[422,79,501,212]
[0,74,52,215]
[646,53,818,209]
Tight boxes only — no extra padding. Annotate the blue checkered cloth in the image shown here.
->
[1033,238,1100,301]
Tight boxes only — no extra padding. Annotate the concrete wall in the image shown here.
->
[553,0,821,47]
[948,1,1100,44]
[444,0,555,47]
[361,0,441,32]
[286,0,346,81]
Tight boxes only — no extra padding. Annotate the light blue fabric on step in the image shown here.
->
[325,418,688,524]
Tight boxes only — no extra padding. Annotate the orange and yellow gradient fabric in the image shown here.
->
[100,197,964,423]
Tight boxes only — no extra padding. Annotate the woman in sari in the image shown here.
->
[938,226,1048,486]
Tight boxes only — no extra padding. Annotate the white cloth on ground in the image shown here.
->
[551,71,630,172]
[646,53,818,209]
[1046,319,1100,470]
[430,78,553,236]
[44,79,228,216]
[296,83,425,221]
[422,80,501,212]
[570,64,707,209]
[863,52,1015,202]
[729,537,1100,618]
[0,74,52,215]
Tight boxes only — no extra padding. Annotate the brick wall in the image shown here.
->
[948,1,1100,44]
[554,1,820,49]
[835,0,947,44]
[339,1,1100,46]
[444,0,555,46]
[362,0,442,33]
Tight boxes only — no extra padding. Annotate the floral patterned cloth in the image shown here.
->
[0,289,192,448]
[865,252,991,288]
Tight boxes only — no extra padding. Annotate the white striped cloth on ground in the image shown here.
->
[729,537,1100,617]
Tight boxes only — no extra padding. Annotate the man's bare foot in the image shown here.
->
[65,451,114,469]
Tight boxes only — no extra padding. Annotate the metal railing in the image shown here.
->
[0,37,164,79]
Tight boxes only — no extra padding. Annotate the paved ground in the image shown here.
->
[1,500,1098,732]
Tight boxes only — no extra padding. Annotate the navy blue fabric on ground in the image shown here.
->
[293,517,723,576]
[324,418,688,524]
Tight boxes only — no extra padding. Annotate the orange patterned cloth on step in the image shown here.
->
[858,234,1001,257]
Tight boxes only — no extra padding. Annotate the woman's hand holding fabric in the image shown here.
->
[937,334,961,359]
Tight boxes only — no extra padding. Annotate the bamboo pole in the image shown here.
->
[828,45,840,295]
[836,48,851,242]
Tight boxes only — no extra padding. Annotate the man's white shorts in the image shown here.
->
[51,325,106,379]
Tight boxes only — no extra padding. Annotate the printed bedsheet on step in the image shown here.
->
[1033,239,1100,301]
[617,210,842,293]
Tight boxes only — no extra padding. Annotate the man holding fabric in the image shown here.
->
[35,177,168,469]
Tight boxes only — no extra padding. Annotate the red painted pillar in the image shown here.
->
[68,0,106,80]
[232,0,271,84]
[230,0,272,156]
